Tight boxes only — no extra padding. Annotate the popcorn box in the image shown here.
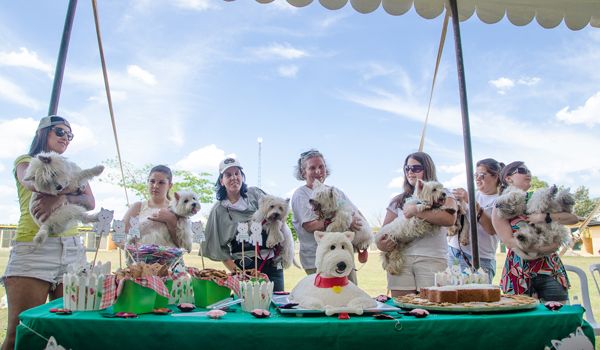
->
[192,279,231,308]
[112,280,157,314]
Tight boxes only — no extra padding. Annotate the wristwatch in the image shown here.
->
[545,212,552,223]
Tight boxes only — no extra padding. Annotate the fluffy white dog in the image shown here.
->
[251,195,297,269]
[496,185,574,259]
[379,180,447,275]
[140,191,199,252]
[24,151,104,246]
[308,180,372,251]
[290,231,376,315]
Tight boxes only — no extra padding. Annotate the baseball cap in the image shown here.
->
[219,158,242,174]
[37,115,71,131]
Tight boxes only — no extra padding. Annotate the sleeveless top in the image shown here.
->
[137,200,167,239]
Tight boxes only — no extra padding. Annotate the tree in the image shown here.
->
[573,185,599,218]
[529,176,548,192]
[100,158,215,203]
[286,212,298,242]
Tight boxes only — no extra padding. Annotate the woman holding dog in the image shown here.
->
[375,151,457,297]
[202,158,289,291]
[121,165,182,248]
[448,158,504,283]
[291,149,368,285]
[492,161,577,302]
[1,115,97,350]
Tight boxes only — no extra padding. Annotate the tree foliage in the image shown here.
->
[529,176,548,192]
[100,158,215,203]
[573,186,599,218]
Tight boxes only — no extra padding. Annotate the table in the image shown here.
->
[16,298,595,350]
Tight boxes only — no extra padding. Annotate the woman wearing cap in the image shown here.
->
[121,165,181,248]
[201,158,290,291]
[1,115,96,350]
[492,161,577,302]
[448,158,504,283]
[375,152,457,297]
[291,149,368,285]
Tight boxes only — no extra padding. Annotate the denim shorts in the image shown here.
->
[447,246,496,283]
[1,236,86,287]
[530,273,569,302]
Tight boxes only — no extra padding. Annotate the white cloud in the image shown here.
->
[555,91,600,127]
[174,144,234,174]
[0,76,42,110]
[489,77,514,94]
[127,65,157,86]
[277,65,299,78]
[387,176,404,189]
[439,163,465,174]
[0,118,38,159]
[0,47,52,74]
[517,77,540,86]
[173,0,215,11]
[252,43,308,60]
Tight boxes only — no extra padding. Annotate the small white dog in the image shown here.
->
[24,151,104,246]
[140,191,199,252]
[447,196,470,246]
[308,180,372,251]
[251,195,297,269]
[290,231,376,315]
[379,180,447,275]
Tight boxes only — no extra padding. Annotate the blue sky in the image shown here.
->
[1,0,600,225]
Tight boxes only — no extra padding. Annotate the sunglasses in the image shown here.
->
[404,164,424,173]
[52,127,74,141]
[510,167,530,176]
[475,172,492,180]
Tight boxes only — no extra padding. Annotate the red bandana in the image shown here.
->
[313,274,349,288]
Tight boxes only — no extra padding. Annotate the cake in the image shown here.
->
[419,266,501,304]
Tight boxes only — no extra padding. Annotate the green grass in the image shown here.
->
[0,250,599,348]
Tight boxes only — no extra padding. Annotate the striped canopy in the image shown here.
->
[231,0,600,30]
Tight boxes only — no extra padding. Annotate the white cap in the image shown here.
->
[219,158,242,174]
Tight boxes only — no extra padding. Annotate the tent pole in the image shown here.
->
[448,0,480,270]
[48,0,78,116]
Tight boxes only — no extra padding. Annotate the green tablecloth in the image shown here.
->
[16,298,595,350]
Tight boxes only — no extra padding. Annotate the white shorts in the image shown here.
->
[386,255,447,292]
[1,236,86,287]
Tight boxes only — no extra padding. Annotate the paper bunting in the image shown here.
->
[92,208,114,237]
[192,221,205,243]
[128,216,141,239]
[112,219,126,244]
[44,336,66,350]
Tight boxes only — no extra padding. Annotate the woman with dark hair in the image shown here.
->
[201,158,289,291]
[290,149,367,284]
[122,165,182,248]
[448,158,504,282]
[1,115,96,350]
[375,152,457,296]
[492,162,577,302]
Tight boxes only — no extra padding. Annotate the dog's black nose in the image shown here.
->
[56,185,63,191]
[336,262,347,272]
[192,203,197,208]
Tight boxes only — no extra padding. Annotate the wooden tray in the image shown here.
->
[393,294,538,313]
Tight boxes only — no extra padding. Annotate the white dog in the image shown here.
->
[251,195,297,269]
[24,151,104,246]
[308,180,372,251]
[140,191,199,252]
[379,180,447,275]
[290,231,376,315]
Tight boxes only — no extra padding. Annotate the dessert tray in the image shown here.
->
[272,294,401,315]
[393,294,538,313]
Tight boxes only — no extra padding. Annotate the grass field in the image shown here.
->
[0,249,598,348]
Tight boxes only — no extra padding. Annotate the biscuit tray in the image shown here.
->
[393,294,539,313]
[272,294,401,315]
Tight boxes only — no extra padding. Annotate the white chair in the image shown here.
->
[564,264,600,335]
[590,263,600,296]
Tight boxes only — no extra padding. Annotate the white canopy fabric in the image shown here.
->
[235,0,600,30]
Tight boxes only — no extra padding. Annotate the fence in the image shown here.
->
[0,225,112,251]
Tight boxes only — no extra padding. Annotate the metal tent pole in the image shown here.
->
[448,0,480,270]
[48,0,78,116]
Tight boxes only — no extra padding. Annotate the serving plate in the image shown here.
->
[392,294,538,313]
[272,294,401,315]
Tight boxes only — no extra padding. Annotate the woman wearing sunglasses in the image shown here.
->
[492,161,577,302]
[1,115,96,350]
[448,158,504,283]
[202,158,291,291]
[375,152,457,297]
[291,149,368,285]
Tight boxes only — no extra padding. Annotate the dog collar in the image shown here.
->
[314,274,348,293]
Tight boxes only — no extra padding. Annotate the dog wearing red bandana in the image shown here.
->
[290,231,376,316]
